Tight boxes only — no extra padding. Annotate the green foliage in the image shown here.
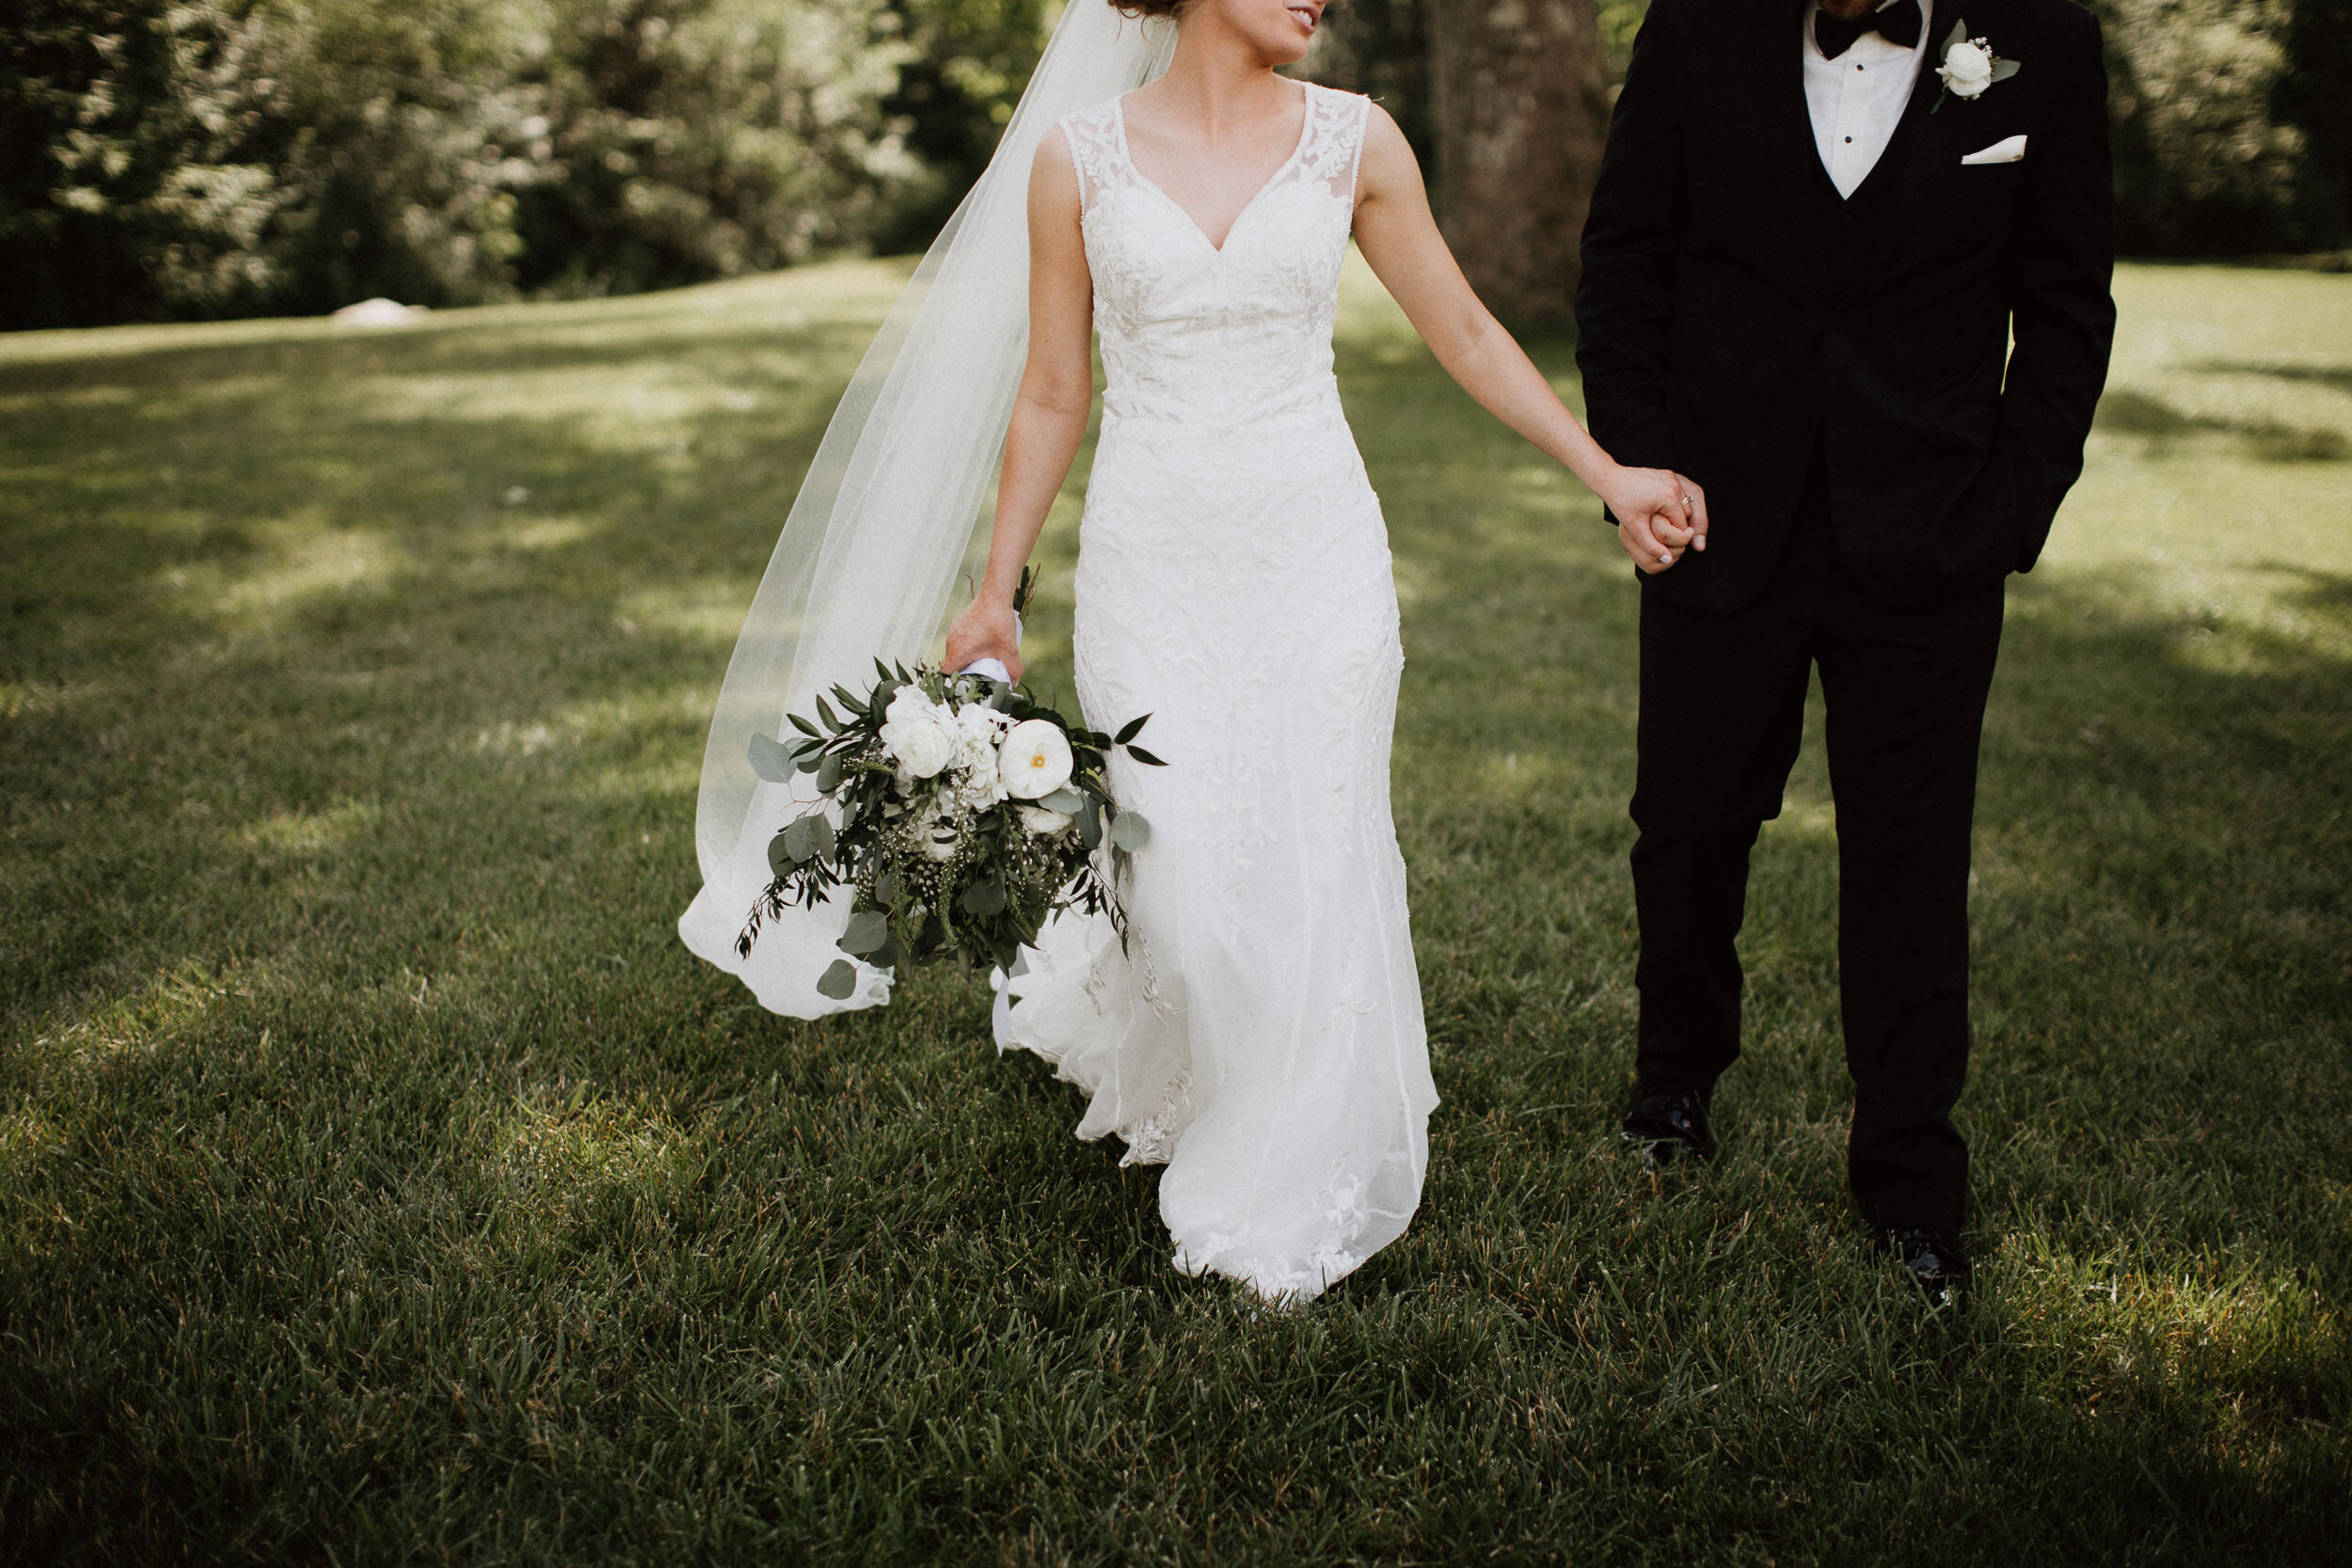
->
[1,255,2347,1561]
[0,0,293,325]
[873,0,1058,253]
[0,0,919,327]
[2094,0,2314,252]
[506,0,915,298]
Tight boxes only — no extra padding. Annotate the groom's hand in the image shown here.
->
[1672,473,1708,555]
[1613,471,1708,574]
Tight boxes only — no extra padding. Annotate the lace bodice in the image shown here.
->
[1060,83,1369,431]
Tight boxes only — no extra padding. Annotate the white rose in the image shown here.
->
[1940,39,1994,98]
[884,719,955,780]
[1018,804,1074,837]
[997,720,1074,800]
[879,688,956,779]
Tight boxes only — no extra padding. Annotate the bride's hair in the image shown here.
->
[1111,0,1192,17]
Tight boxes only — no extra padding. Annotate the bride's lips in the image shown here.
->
[1287,5,1320,34]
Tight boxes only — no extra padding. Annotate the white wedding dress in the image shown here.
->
[993,82,1438,1302]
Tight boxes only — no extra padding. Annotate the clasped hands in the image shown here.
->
[1602,467,1708,574]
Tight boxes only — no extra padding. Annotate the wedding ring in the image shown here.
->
[1679,493,1692,511]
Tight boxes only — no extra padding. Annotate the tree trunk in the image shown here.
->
[1426,0,1613,323]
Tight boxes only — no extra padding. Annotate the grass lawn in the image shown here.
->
[2,255,2346,1564]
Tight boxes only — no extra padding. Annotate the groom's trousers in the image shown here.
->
[1629,461,2006,1237]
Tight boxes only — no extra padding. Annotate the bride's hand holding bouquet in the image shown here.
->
[946,584,1026,684]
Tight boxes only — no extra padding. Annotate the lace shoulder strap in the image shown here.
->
[1058,99,1127,216]
[1293,82,1372,206]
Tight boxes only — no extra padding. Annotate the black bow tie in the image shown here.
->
[1816,0,1923,59]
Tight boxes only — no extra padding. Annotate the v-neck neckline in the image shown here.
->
[1114,82,1315,256]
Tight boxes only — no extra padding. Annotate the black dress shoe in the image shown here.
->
[1620,1085,1715,1167]
[1886,1227,1972,1308]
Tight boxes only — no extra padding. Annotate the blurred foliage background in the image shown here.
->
[3,0,2344,330]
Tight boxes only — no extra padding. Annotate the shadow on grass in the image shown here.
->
[2193,358,2352,397]
[2092,388,2348,462]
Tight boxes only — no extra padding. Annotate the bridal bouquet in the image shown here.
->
[738,656,1163,999]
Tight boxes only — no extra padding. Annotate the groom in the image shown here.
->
[1574,0,2114,1302]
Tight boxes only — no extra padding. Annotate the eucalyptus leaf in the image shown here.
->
[1988,58,2020,81]
[815,959,859,1001]
[1078,796,1103,850]
[1945,18,1965,49]
[816,753,844,794]
[810,816,838,858]
[767,832,795,879]
[874,869,901,905]
[961,879,1008,917]
[1039,786,1085,814]
[783,816,816,863]
[747,733,799,784]
[1109,811,1152,852]
[838,910,891,956]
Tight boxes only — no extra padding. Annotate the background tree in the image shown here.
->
[1422,0,1612,323]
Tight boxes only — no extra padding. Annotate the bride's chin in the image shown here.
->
[1259,33,1312,67]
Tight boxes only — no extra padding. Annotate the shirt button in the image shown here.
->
[1845,136,1853,143]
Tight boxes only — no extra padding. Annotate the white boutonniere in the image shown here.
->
[1932,20,2020,111]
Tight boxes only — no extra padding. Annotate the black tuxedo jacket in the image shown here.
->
[1575,0,2117,609]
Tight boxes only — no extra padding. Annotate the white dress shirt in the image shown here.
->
[1803,0,1935,198]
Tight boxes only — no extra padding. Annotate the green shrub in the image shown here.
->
[0,0,922,327]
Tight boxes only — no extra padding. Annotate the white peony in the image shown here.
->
[879,687,956,780]
[998,720,1074,800]
[1939,38,1994,98]
[1018,803,1074,837]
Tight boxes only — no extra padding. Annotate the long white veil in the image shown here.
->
[678,2,1177,1018]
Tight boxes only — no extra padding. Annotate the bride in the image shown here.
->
[679,0,1701,1303]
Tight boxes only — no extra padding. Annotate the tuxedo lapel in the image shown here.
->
[1765,0,1825,191]
[1757,0,1834,274]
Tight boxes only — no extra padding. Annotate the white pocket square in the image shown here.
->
[1962,135,2028,165]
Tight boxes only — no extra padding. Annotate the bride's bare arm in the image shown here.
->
[945,130,1095,679]
[1350,106,1702,572]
